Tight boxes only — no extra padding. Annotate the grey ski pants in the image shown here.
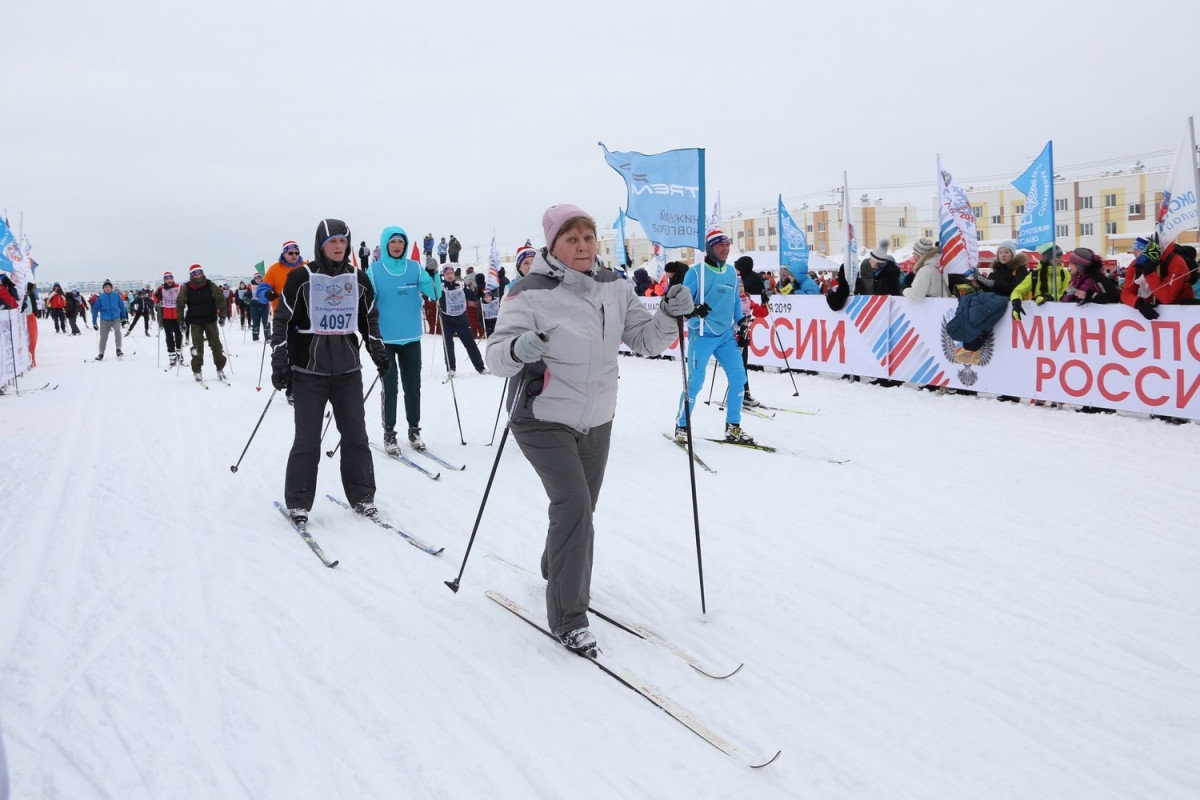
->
[510,419,612,635]
[98,318,123,354]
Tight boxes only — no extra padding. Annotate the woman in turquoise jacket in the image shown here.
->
[366,226,443,454]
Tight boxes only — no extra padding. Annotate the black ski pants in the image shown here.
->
[380,341,422,432]
[441,314,483,372]
[285,370,375,511]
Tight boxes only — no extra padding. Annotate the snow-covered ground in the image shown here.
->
[2,325,1198,799]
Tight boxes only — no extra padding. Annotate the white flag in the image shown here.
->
[487,233,500,290]
[843,174,859,292]
[937,155,979,276]
[707,192,721,233]
[1156,120,1199,248]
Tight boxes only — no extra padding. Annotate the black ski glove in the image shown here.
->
[374,354,390,378]
[688,303,711,319]
[271,367,287,391]
[1134,298,1160,320]
[1011,299,1025,321]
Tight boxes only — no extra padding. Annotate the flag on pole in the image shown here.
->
[0,217,19,274]
[253,260,266,276]
[707,192,722,233]
[1156,120,1200,247]
[778,195,809,273]
[599,142,705,249]
[487,233,500,290]
[843,173,859,292]
[613,208,628,268]
[1012,141,1055,252]
[22,236,35,275]
[411,243,420,262]
[937,156,979,275]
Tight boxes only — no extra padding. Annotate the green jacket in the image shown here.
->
[1009,265,1072,304]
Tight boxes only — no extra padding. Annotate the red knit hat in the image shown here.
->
[705,229,730,247]
[515,245,537,268]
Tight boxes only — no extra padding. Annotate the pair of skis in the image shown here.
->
[273,495,444,567]
[0,381,58,395]
[485,583,779,768]
[369,443,463,481]
[717,402,820,417]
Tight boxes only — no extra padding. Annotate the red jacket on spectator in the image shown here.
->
[1121,242,1195,308]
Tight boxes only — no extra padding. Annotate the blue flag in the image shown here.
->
[778,195,809,273]
[613,208,628,267]
[1012,141,1055,251]
[0,217,18,274]
[599,142,705,249]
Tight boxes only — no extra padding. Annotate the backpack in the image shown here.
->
[1174,243,1199,282]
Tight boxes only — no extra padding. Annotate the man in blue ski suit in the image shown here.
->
[674,229,756,445]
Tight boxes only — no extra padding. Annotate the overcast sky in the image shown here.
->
[7,0,1198,284]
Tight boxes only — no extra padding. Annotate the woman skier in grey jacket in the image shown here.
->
[485,204,694,655]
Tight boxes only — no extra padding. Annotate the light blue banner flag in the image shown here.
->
[0,217,18,274]
[613,208,628,267]
[1012,141,1055,251]
[778,195,810,273]
[599,142,705,249]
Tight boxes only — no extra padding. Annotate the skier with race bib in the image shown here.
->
[271,218,389,525]
[437,264,486,377]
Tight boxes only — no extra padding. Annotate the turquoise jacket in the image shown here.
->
[366,226,442,345]
[683,259,743,337]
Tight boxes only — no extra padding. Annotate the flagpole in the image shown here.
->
[1189,116,1200,244]
[843,171,854,295]
[698,149,707,336]
[1047,142,1057,259]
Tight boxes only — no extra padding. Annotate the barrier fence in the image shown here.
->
[626,296,1200,421]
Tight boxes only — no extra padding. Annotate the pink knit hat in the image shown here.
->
[542,204,592,249]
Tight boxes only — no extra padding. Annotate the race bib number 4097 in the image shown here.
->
[305,272,360,336]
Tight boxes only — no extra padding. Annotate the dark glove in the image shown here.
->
[121,317,128,323]
[1011,299,1025,321]
[1135,298,1160,320]
[219,317,226,326]
[1034,295,1046,306]
[374,355,390,378]
[271,368,287,391]
[93,324,99,330]
[425,267,437,277]
[735,317,750,347]
[687,303,711,319]
[266,290,279,301]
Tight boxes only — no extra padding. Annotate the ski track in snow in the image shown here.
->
[1,329,1198,798]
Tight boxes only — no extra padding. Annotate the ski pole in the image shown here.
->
[325,373,381,458]
[675,317,707,616]
[219,320,234,375]
[487,378,508,446]
[256,332,269,391]
[702,359,719,405]
[761,310,801,396]
[445,424,509,594]
[230,389,277,473]
[436,304,467,445]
